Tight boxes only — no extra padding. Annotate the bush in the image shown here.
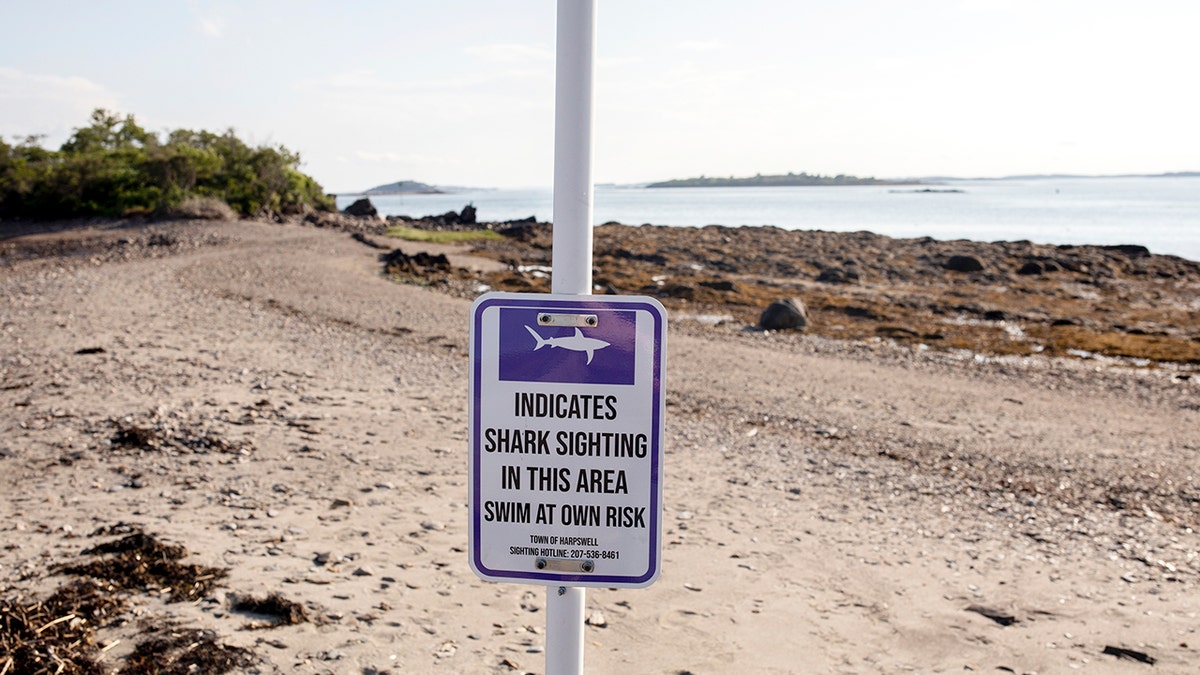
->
[0,110,335,220]
[169,196,239,221]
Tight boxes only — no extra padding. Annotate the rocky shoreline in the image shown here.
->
[309,205,1200,367]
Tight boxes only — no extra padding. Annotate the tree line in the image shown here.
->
[0,110,334,219]
[646,172,909,188]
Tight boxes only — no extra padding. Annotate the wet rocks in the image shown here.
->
[759,297,809,331]
[343,198,379,218]
[380,249,451,277]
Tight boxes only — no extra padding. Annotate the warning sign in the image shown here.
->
[468,293,666,587]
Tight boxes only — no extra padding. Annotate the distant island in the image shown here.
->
[646,172,918,188]
[361,180,445,195]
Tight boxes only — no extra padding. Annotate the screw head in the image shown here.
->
[581,560,594,573]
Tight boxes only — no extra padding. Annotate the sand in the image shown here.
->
[2,219,1197,674]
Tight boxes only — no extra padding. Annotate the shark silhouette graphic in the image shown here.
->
[525,325,611,365]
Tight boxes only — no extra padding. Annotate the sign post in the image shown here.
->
[468,5,666,675]
[548,2,595,670]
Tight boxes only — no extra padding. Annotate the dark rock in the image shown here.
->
[759,298,809,331]
[351,232,389,250]
[497,222,548,242]
[842,306,882,320]
[460,204,477,225]
[658,283,696,300]
[1017,261,1044,275]
[944,255,985,272]
[343,198,378,218]
[1101,244,1151,259]
[816,266,860,284]
[699,279,737,292]
[983,310,1007,321]
[1101,645,1155,664]
[966,604,1017,626]
[380,249,451,276]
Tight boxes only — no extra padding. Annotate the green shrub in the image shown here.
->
[0,109,334,220]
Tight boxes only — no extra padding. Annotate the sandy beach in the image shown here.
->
[2,218,1198,674]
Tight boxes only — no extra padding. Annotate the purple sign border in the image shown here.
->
[469,293,665,587]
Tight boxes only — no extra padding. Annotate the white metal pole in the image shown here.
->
[547,1,595,673]
[546,585,586,674]
[551,0,596,297]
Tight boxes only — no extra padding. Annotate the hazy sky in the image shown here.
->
[3,1,1197,191]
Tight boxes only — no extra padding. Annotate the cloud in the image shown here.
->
[464,43,553,65]
[0,67,120,142]
[198,16,224,37]
[677,39,725,53]
[353,150,453,166]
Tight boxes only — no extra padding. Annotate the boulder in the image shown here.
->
[759,297,809,331]
[460,204,477,224]
[816,265,861,284]
[944,255,985,272]
[343,198,378,218]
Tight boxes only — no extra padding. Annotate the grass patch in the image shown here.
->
[384,225,503,244]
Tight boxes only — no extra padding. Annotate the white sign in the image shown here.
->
[468,292,666,587]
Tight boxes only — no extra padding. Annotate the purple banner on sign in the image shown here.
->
[498,307,636,385]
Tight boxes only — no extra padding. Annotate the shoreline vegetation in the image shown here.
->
[645,172,919,188]
[0,110,334,220]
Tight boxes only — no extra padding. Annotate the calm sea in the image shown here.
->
[337,176,1200,262]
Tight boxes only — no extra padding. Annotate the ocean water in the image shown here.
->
[337,176,1200,262]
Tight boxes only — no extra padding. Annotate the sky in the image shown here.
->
[2,1,1198,192]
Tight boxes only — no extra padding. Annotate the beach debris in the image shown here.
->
[230,592,310,627]
[586,611,608,628]
[1102,645,1156,665]
[1,527,251,674]
[0,579,124,675]
[105,410,253,456]
[964,604,1017,626]
[759,297,809,331]
[62,529,227,602]
[122,626,258,674]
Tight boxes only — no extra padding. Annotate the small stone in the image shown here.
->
[586,611,607,628]
[353,566,375,576]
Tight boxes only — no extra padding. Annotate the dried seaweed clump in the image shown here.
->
[61,530,228,602]
[120,626,257,675]
[108,410,253,455]
[0,580,126,675]
[231,592,310,627]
